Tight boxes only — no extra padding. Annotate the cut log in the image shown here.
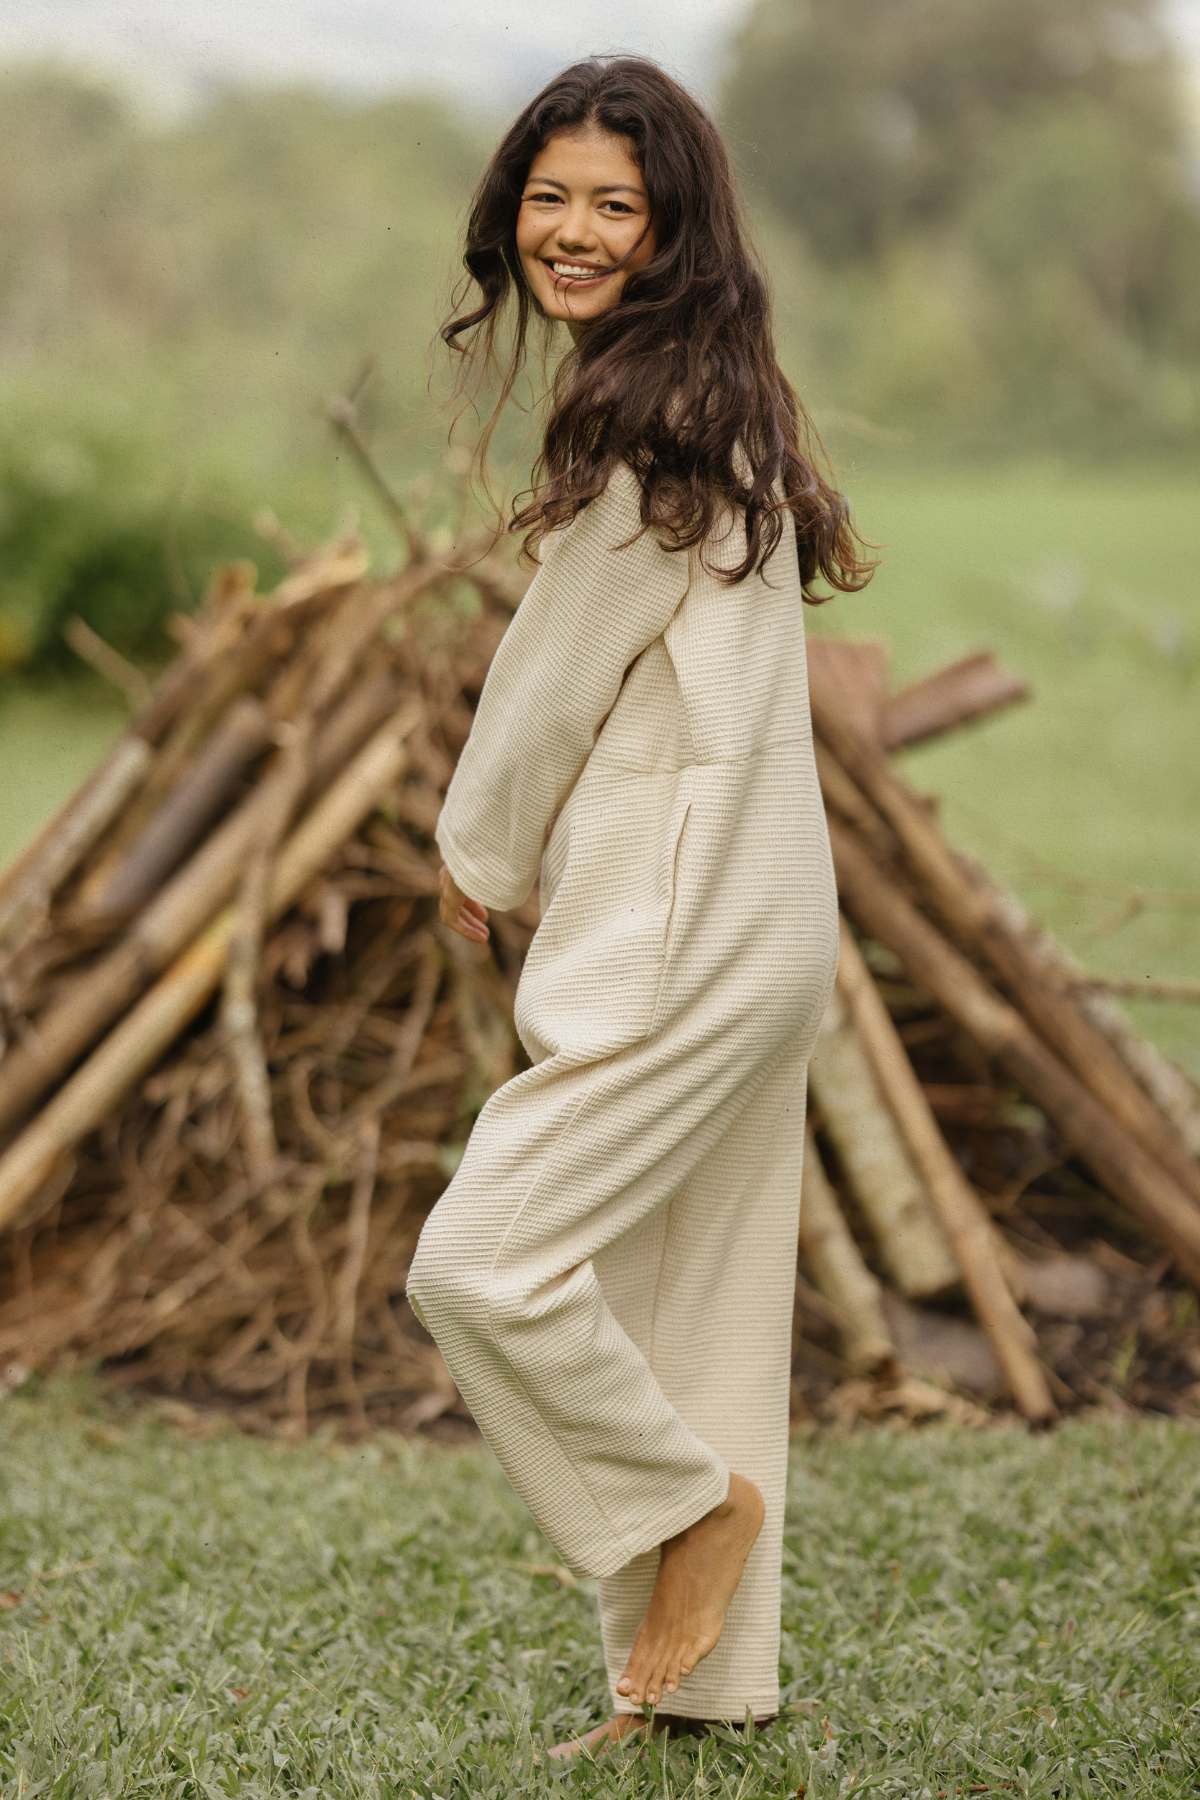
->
[808,983,961,1300]
[797,1123,896,1373]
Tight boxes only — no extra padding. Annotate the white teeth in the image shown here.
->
[549,261,609,278]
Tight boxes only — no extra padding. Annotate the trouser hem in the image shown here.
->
[580,1456,731,1581]
[612,1698,780,1725]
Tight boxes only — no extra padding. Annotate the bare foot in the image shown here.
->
[614,1470,765,1706]
[544,1711,663,1761]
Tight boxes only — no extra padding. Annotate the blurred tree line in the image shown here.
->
[0,72,486,671]
[720,0,1200,445]
[1,0,1198,669]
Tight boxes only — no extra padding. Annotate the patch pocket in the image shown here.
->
[662,797,693,960]
[649,798,693,1032]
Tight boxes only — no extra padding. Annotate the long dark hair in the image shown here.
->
[435,54,879,604]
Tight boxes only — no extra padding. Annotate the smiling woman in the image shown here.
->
[516,127,658,340]
[435,56,874,598]
[417,51,874,1767]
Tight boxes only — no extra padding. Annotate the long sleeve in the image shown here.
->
[435,458,692,911]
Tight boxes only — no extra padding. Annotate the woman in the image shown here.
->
[406,53,877,1763]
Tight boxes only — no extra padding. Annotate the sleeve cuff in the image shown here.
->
[434,814,533,912]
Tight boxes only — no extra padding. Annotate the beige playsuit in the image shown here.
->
[405,452,839,1724]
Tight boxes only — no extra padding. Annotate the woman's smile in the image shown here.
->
[542,258,618,287]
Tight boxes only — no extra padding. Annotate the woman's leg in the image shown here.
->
[405,996,788,1583]
[592,1042,810,1723]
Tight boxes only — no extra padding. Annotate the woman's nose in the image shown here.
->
[555,204,598,246]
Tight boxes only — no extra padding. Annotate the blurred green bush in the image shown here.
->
[0,427,286,674]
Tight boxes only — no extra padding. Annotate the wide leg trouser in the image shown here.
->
[405,1012,812,1723]
[593,1041,808,1722]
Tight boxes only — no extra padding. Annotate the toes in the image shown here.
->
[645,1652,673,1707]
[619,1625,702,1707]
[618,1643,663,1707]
[617,1627,652,1703]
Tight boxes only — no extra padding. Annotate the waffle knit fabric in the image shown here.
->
[406,452,839,1722]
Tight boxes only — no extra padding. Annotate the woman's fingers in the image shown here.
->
[437,864,490,942]
[455,905,490,942]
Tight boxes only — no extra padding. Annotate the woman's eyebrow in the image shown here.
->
[527,177,645,196]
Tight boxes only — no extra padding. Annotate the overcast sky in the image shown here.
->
[0,0,753,120]
[3,0,1196,125]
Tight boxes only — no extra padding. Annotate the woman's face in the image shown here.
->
[516,124,656,341]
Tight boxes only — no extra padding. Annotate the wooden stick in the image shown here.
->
[835,917,1056,1422]
[222,716,313,1180]
[0,739,152,957]
[827,817,1200,1290]
[0,566,261,923]
[1067,974,1200,1004]
[955,842,1200,1160]
[811,690,1200,1211]
[0,716,416,1233]
[0,683,415,1141]
[882,652,1030,752]
[805,636,891,741]
[79,697,273,925]
[76,585,341,905]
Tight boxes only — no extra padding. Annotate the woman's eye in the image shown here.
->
[527,192,633,213]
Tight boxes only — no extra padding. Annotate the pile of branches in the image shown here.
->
[800,646,1200,1426]
[1,456,1198,1441]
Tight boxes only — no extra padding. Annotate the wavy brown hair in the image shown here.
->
[435,54,879,604]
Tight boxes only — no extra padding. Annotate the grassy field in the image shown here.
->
[1,450,1196,1078]
[0,1369,1197,1795]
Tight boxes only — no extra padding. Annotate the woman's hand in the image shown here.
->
[438,863,491,944]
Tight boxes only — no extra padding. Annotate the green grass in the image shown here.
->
[1,1368,1198,1795]
[0,673,131,871]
